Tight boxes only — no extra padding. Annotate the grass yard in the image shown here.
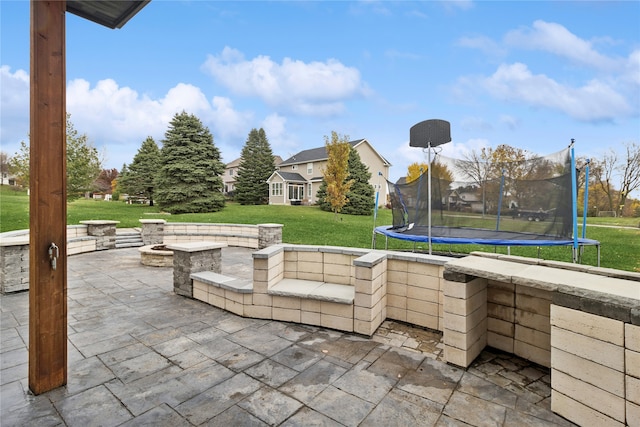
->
[1,186,639,271]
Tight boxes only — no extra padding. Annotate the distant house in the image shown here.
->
[223,156,283,196]
[1,172,17,186]
[267,139,391,206]
[448,189,483,213]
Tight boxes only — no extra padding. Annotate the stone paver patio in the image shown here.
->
[0,247,575,426]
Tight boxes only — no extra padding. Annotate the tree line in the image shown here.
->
[3,112,376,216]
[403,143,640,218]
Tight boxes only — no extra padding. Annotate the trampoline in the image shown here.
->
[374,225,600,247]
[372,121,600,265]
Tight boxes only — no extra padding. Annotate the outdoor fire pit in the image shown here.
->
[139,244,173,267]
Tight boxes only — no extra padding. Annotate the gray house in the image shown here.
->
[266,139,391,206]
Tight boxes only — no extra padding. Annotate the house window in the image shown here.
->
[307,163,313,175]
[308,184,312,199]
[229,168,234,176]
[271,182,283,196]
[291,165,297,170]
[288,184,304,200]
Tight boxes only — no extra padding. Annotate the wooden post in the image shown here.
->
[29,0,67,395]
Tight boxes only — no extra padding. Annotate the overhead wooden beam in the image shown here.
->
[29,0,68,395]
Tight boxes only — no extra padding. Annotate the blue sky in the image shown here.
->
[1,0,639,185]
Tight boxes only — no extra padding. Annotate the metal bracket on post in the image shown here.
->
[48,242,59,270]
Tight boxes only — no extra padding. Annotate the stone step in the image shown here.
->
[116,235,142,241]
[115,242,144,248]
[116,232,142,237]
[115,229,143,249]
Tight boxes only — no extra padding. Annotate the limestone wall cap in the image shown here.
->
[79,220,120,225]
[139,219,167,224]
[167,241,227,252]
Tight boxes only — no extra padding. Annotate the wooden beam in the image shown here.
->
[29,0,68,395]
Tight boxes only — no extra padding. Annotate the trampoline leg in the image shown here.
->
[507,246,511,256]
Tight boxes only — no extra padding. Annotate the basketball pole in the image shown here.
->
[428,141,433,255]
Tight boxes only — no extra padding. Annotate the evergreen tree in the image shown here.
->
[154,111,225,213]
[235,128,276,205]
[342,149,375,215]
[119,136,161,206]
[317,146,374,215]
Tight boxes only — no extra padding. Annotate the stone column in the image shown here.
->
[140,219,166,245]
[0,238,30,293]
[167,242,227,298]
[258,223,283,249]
[442,270,487,368]
[353,252,387,336]
[80,220,119,251]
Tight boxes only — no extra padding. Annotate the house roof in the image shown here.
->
[226,155,283,169]
[280,139,364,166]
[66,1,150,29]
[269,171,307,183]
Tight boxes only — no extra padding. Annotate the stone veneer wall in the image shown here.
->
[160,222,282,250]
[0,238,29,294]
[162,223,259,248]
[0,225,96,293]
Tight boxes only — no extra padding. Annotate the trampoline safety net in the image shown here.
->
[387,147,577,242]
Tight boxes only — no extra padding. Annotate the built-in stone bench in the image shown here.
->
[268,278,355,304]
[191,271,253,293]
[143,221,283,250]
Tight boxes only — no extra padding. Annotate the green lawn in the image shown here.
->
[2,186,638,272]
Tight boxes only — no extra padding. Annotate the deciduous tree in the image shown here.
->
[319,131,353,218]
[406,162,428,183]
[94,168,119,194]
[66,118,102,199]
[8,141,29,187]
[618,142,640,215]
[9,114,102,199]
[0,151,9,185]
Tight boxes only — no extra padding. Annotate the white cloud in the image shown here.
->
[457,35,506,58]
[261,113,298,153]
[480,63,632,121]
[0,66,29,151]
[499,115,521,130]
[504,20,619,70]
[440,0,474,12]
[460,116,493,132]
[623,49,640,87]
[67,79,216,147]
[201,46,370,116]
[208,96,253,141]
